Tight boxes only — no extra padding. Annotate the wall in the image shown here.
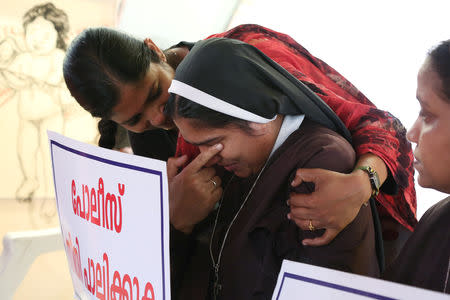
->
[0,1,117,299]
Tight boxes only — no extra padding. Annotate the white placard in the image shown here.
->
[272,260,448,300]
[48,131,171,300]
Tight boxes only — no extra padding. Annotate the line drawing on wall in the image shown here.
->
[0,2,99,224]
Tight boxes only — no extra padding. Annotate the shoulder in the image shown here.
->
[292,119,354,159]
[298,119,351,146]
[418,196,450,226]
[274,119,355,173]
[406,196,450,247]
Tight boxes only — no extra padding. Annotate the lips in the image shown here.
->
[222,162,239,172]
[413,159,423,173]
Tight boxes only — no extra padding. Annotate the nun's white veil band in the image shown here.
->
[169,79,277,124]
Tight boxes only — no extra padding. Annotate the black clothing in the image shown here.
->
[383,197,450,294]
[128,129,177,161]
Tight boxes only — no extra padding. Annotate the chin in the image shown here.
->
[417,174,438,191]
[421,179,450,194]
[233,169,251,178]
[161,122,176,130]
[416,174,428,188]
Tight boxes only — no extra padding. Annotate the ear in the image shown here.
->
[248,122,269,134]
[144,38,166,62]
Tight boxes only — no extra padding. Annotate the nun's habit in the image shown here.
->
[168,38,379,300]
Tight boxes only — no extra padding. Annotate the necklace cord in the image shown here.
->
[209,159,270,291]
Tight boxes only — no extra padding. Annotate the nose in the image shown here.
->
[144,108,167,128]
[150,113,166,127]
[199,146,221,167]
[406,118,420,144]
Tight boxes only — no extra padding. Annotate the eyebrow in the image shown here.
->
[183,136,221,147]
[416,95,430,109]
[120,81,162,126]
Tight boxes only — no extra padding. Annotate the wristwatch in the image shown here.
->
[356,166,380,197]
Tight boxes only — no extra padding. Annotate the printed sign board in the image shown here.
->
[272,260,448,300]
[48,131,171,300]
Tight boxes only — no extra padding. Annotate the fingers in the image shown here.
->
[208,175,222,190]
[291,168,322,187]
[184,143,223,173]
[287,207,312,225]
[302,229,338,247]
[289,216,319,232]
[167,155,188,180]
[288,198,313,211]
[288,215,338,246]
[210,185,223,203]
[197,167,217,183]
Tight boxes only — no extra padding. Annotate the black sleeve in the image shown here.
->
[128,129,178,161]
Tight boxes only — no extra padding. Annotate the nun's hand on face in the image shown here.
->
[287,168,367,246]
[167,144,224,234]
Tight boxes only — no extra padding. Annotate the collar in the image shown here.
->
[269,115,305,159]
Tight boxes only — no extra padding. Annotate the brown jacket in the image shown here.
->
[172,120,380,300]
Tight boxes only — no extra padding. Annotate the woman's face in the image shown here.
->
[25,16,58,54]
[406,58,450,193]
[110,61,176,132]
[174,117,279,178]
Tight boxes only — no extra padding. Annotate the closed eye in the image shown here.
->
[419,109,434,123]
[121,82,161,127]
[125,113,142,126]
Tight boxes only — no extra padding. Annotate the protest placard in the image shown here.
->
[272,260,448,300]
[48,131,170,300]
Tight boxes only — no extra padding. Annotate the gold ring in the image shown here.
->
[210,179,217,188]
[308,220,315,231]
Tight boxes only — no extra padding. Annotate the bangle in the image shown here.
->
[355,166,380,197]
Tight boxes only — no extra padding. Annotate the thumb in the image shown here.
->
[167,155,188,180]
[291,168,320,187]
[302,229,338,247]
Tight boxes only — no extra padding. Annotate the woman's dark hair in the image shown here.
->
[428,39,450,101]
[98,119,118,149]
[165,95,253,133]
[63,27,160,118]
[63,27,160,148]
[23,2,69,50]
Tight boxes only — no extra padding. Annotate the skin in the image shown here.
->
[171,115,282,233]
[104,39,387,243]
[406,58,450,193]
[167,144,224,233]
[110,61,175,131]
[288,154,388,246]
[174,116,282,178]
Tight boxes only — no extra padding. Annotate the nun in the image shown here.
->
[165,38,380,300]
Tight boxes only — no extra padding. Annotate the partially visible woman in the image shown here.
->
[382,39,450,294]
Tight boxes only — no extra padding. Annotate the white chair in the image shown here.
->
[0,227,63,300]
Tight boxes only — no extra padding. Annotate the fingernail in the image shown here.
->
[215,143,223,150]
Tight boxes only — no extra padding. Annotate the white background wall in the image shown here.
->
[117,0,241,49]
